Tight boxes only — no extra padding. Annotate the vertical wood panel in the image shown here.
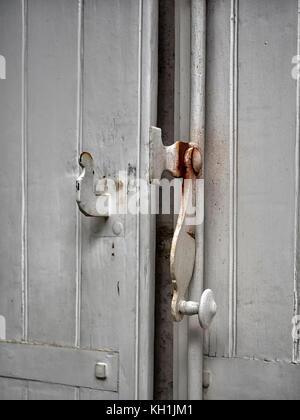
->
[28,382,76,400]
[237,0,297,360]
[203,0,300,400]
[0,0,157,399]
[81,0,140,399]
[79,389,118,400]
[293,0,300,364]
[81,0,157,399]
[75,0,84,350]
[0,0,23,341]
[204,357,300,400]
[0,378,28,400]
[0,378,76,400]
[205,0,298,363]
[26,0,79,345]
[205,0,231,358]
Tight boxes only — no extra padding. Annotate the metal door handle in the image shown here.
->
[150,127,217,329]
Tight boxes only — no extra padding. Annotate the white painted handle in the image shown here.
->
[179,289,217,329]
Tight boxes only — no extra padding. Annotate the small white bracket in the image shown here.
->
[95,362,107,380]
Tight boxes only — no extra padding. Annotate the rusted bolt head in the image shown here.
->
[192,148,202,175]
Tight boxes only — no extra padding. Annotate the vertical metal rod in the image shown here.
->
[188,0,206,400]
[229,0,238,359]
[135,0,143,400]
[75,0,84,351]
[21,0,28,344]
[173,0,190,400]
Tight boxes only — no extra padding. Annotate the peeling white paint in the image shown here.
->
[0,315,6,340]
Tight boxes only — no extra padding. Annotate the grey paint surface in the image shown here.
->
[204,358,300,401]
[203,0,300,399]
[204,357,300,400]
[0,0,158,400]
[0,0,23,342]
[26,0,79,347]
[204,0,231,359]
[237,0,297,361]
[0,342,118,391]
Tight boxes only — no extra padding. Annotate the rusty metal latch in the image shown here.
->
[150,127,217,329]
[76,152,111,217]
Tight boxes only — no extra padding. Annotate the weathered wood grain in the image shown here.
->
[205,0,231,358]
[81,0,157,399]
[0,378,28,400]
[81,0,139,400]
[0,0,158,400]
[204,356,300,400]
[0,342,118,392]
[0,0,23,342]
[203,0,300,400]
[26,0,79,346]
[237,0,297,360]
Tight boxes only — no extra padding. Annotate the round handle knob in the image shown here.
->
[178,289,217,329]
[198,289,217,329]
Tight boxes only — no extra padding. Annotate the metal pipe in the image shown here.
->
[188,0,206,400]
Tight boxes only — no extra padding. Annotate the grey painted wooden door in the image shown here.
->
[203,0,300,400]
[0,0,157,400]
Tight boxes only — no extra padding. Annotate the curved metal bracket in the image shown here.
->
[150,126,216,328]
[170,146,198,322]
[76,152,110,218]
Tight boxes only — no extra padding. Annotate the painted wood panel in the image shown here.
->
[81,0,157,399]
[26,0,79,346]
[27,382,76,400]
[237,0,297,360]
[81,0,141,400]
[205,0,231,358]
[204,356,300,400]
[79,389,118,401]
[203,0,300,399]
[0,0,23,342]
[205,0,298,360]
[0,0,157,400]
[0,342,118,391]
[0,378,28,401]
[0,378,76,400]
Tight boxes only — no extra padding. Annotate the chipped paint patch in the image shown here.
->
[0,315,6,340]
